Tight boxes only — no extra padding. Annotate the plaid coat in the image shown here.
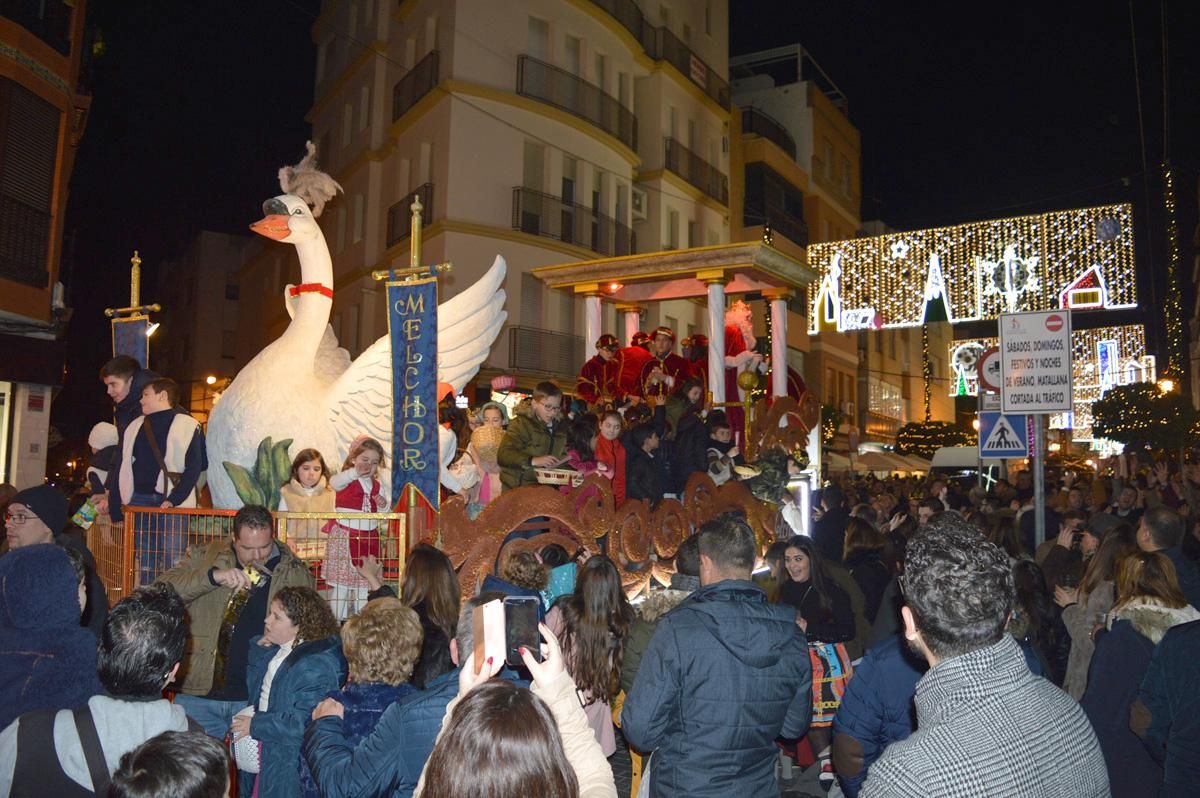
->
[861,635,1108,797]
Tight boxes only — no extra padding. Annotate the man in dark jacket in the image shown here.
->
[303,592,523,798]
[622,515,811,797]
[813,484,850,563]
[1137,506,1200,608]
[833,634,925,797]
[97,355,160,522]
[1133,618,1200,797]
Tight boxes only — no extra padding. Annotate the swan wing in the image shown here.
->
[325,255,508,461]
[438,254,507,391]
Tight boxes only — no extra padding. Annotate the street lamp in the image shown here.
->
[1158,378,1175,394]
[205,375,217,385]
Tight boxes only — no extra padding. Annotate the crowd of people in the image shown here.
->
[2,333,1200,797]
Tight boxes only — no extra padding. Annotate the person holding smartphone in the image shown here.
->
[415,623,617,797]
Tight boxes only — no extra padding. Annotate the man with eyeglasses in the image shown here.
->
[3,485,108,636]
[497,381,568,490]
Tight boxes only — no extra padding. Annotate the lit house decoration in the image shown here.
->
[808,203,1137,332]
[947,324,1154,443]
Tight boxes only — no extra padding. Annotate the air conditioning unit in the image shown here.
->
[631,187,648,221]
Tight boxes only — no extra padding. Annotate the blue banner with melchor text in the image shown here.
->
[111,316,149,367]
[387,277,440,511]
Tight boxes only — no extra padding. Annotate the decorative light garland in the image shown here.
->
[808,203,1138,333]
[1162,164,1184,377]
[922,324,931,421]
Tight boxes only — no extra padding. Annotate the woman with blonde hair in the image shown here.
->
[1081,551,1200,797]
[299,597,423,797]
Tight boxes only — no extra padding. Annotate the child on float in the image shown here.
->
[595,410,627,506]
[323,436,389,620]
[563,414,608,492]
[278,449,335,542]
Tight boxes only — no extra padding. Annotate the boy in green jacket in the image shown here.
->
[497,381,568,490]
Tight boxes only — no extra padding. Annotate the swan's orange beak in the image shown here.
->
[250,214,291,240]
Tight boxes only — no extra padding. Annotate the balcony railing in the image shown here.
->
[741,107,796,160]
[664,137,728,205]
[587,0,729,110]
[512,187,634,257]
[743,163,808,247]
[392,50,439,122]
[517,55,637,151]
[653,26,730,110]
[508,325,584,378]
[1,0,72,55]
[386,183,434,248]
[0,194,50,288]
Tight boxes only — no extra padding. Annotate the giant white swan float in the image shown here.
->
[206,143,507,509]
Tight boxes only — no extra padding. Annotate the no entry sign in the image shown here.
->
[999,310,1073,414]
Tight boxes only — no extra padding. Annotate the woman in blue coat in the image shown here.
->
[232,586,347,798]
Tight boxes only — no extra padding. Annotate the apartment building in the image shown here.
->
[234,0,733,395]
[0,0,91,486]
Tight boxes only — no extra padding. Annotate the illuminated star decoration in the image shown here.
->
[890,239,910,260]
[978,244,1040,313]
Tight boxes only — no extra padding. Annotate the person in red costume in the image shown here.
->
[724,300,766,437]
[576,334,624,408]
[616,331,653,401]
[639,326,692,404]
[684,333,709,388]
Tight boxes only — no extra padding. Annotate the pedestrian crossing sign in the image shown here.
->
[978,412,1028,458]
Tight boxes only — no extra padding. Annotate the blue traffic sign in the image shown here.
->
[978,411,1028,458]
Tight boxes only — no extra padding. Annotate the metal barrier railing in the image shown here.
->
[89,508,406,620]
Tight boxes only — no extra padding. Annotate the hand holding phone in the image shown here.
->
[504,596,542,668]
[519,622,565,687]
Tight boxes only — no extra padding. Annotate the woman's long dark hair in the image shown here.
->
[401,544,461,643]
[567,414,599,463]
[557,555,633,705]
[779,535,833,611]
[421,680,579,798]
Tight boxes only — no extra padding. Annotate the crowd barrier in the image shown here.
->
[88,508,406,619]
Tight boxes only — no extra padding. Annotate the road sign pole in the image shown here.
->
[1033,415,1046,547]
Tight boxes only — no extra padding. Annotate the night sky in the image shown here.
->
[50,0,1200,463]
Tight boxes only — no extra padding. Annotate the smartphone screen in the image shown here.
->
[504,596,542,667]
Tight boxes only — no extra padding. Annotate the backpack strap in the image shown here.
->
[142,417,179,495]
[72,705,111,794]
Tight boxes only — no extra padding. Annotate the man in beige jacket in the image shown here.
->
[157,504,313,738]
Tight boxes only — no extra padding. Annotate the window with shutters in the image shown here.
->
[0,78,60,288]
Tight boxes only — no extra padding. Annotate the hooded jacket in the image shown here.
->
[0,545,102,730]
[105,368,160,521]
[621,579,812,798]
[1082,601,1200,798]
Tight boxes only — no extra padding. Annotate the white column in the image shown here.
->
[767,290,791,397]
[619,303,641,345]
[705,280,726,403]
[584,293,602,359]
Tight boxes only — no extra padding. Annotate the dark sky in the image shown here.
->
[51,0,1199,458]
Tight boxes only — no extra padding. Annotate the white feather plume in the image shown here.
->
[278,141,343,218]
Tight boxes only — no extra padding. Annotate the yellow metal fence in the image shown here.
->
[88,507,406,619]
